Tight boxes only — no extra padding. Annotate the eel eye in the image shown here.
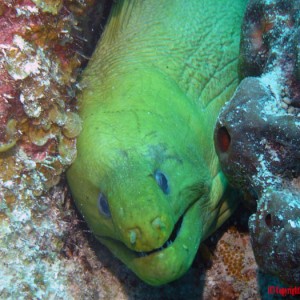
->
[154,170,169,194]
[97,192,111,218]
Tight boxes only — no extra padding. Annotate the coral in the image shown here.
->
[214,0,300,199]
[0,185,70,299]
[201,215,259,300]
[0,0,111,298]
[217,227,254,282]
[249,189,300,284]
[0,0,85,202]
[214,0,300,285]
[214,77,300,199]
[239,0,300,110]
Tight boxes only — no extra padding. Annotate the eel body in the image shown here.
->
[67,0,246,286]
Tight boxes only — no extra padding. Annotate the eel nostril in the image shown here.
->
[217,126,231,152]
[152,217,166,230]
[129,229,137,245]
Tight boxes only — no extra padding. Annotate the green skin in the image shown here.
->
[67,0,246,286]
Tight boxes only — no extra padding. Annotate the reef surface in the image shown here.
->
[0,0,109,298]
[215,0,300,285]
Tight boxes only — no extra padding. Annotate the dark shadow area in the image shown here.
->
[73,0,114,67]
[257,271,297,300]
[89,232,206,300]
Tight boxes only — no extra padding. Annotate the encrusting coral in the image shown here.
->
[0,0,84,200]
[0,1,110,298]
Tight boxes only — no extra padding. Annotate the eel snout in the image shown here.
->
[110,195,176,252]
[120,213,175,252]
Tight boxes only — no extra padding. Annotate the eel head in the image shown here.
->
[67,71,236,285]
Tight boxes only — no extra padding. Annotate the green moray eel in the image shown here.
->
[67,0,247,286]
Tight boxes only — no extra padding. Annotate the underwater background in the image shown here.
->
[0,0,299,299]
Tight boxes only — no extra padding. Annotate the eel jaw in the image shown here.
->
[96,201,201,286]
[95,195,236,286]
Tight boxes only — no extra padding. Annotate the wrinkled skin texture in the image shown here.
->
[67,0,246,285]
[214,0,300,284]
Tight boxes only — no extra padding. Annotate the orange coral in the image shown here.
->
[217,226,255,282]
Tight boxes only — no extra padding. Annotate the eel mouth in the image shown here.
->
[135,215,184,257]
[96,213,185,259]
[95,196,235,285]
[95,205,199,286]
[95,188,236,260]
